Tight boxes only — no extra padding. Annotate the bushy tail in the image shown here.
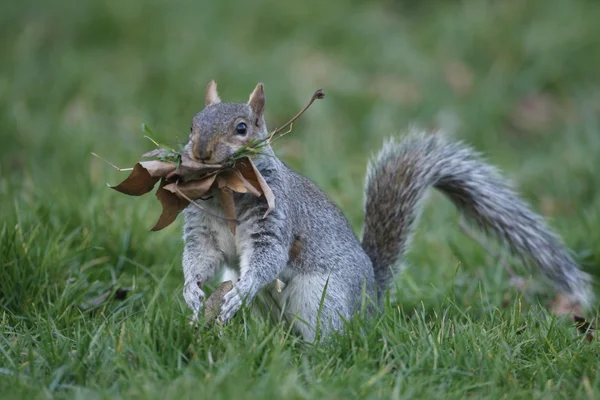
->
[361,130,592,306]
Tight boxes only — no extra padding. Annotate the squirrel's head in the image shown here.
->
[186,81,267,164]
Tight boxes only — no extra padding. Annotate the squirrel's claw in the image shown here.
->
[218,287,243,324]
[183,279,206,316]
[218,279,253,323]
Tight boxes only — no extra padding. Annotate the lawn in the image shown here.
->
[2,0,600,398]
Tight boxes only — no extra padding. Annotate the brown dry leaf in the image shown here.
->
[140,160,179,177]
[217,172,246,193]
[573,315,599,343]
[110,154,275,232]
[110,160,177,196]
[164,174,218,200]
[151,178,190,231]
[217,189,237,235]
[167,154,223,182]
[111,163,161,196]
[548,293,598,343]
[237,162,261,192]
[156,174,219,231]
[237,158,275,218]
[548,293,583,317]
[107,88,327,232]
[217,170,261,197]
[142,150,223,182]
[204,280,233,325]
[235,170,262,196]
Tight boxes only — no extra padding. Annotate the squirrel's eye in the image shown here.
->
[235,122,247,136]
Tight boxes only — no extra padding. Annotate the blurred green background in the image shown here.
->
[2,0,600,397]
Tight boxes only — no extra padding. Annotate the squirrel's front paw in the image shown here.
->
[218,279,253,324]
[183,279,206,320]
[218,288,243,324]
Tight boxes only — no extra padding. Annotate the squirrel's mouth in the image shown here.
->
[187,139,236,165]
[189,152,226,166]
[187,148,219,165]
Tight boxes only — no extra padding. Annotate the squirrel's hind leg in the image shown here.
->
[271,273,355,342]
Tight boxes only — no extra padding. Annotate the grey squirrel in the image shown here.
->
[181,81,593,341]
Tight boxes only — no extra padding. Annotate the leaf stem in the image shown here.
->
[90,153,133,171]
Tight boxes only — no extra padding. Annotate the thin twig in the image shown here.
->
[269,123,293,144]
[266,89,325,143]
[173,183,240,225]
[90,153,133,172]
[229,89,324,161]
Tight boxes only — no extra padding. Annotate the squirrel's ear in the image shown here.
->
[205,80,221,106]
[248,83,265,117]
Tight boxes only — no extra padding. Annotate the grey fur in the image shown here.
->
[181,90,592,341]
[182,153,374,340]
[363,129,593,307]
[185,102,267,164]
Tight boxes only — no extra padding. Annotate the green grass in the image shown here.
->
[2,0,600,398]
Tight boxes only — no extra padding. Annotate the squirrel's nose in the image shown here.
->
[197,150,211,162]
[191,140,212,162]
